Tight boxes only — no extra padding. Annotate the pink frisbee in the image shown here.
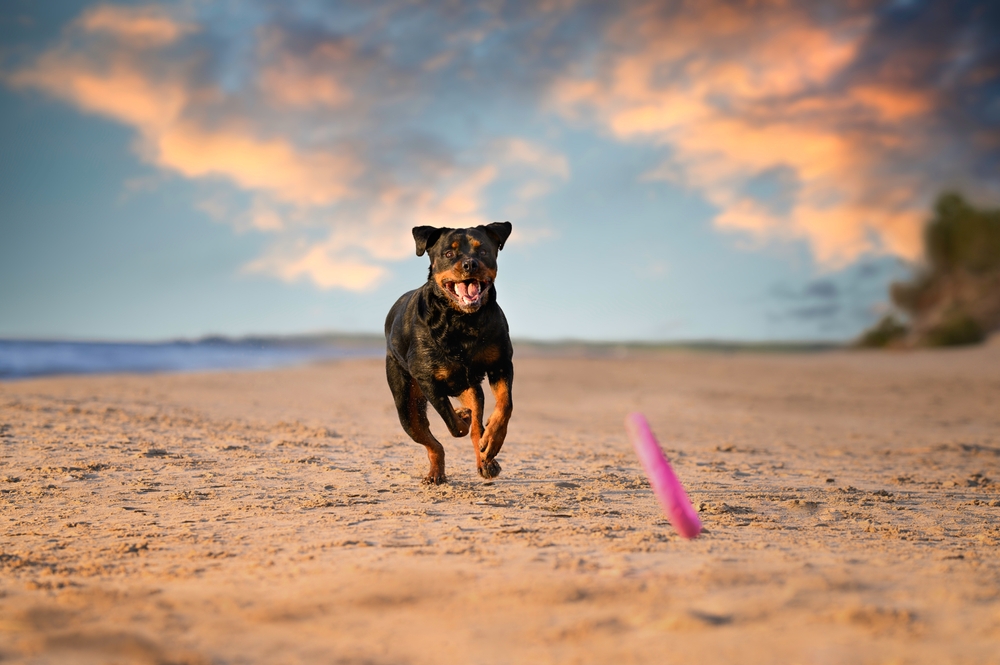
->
[625,412,702,539]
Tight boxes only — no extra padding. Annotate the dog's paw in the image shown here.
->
[453,408,472,437]
[477,458,501,479]
[422,470,448,485]
[423,459,447,485]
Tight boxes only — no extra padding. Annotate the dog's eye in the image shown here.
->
[479,249,487,256]
[445,250,455,259]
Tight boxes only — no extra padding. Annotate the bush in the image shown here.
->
[923,311,985,347]
[925,193,1000,274]
[856,315,909,348]
[869,193,1000,348]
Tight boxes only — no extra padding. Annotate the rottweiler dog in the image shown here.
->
[384,222,514,485]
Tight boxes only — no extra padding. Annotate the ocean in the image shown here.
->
[0,337,385,380]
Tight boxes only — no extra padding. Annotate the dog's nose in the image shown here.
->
[462,258,479,273]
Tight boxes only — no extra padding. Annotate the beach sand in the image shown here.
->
[2,346,999,664]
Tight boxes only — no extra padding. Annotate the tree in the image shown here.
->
[858,193,1000,347]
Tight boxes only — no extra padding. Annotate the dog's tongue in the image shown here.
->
[455,281,480,299]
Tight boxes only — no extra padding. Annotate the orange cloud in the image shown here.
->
[4,12,371,289]
[5,6,575,291]
[256,29,354,109]
[243,165,502,289]
[6,22,359,208]
[78,4,196,45]
[851,85,933,121]
[4,4,569,291]
[245,243,388,291]
[8,55,185,129]
[553,2,932,266]
[244,144,568,290]
[258,63,352,109]
[359,166,500,260]
[155,123,357,206]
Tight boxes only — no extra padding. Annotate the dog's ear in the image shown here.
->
[478,221,512,251]
[412,226,445,257]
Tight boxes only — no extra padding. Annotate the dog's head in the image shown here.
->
[412,222,512,313]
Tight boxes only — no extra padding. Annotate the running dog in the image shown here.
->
[384,222,513,484]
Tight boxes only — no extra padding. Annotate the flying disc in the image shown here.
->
[625,412,702,539]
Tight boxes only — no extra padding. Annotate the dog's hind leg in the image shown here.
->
[386,354,447,484]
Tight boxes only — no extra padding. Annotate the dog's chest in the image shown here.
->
[431,309,487,353]
[430,323,494,386]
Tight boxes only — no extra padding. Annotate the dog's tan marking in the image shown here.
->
[433,361,462,382]
[480,376,512,460]
[474,345,500,364]
[433,267,461,284]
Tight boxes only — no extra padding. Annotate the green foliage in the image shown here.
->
[923,310,985,347]
[925,192,1000,274]
[861,192,1000,348]
[856,314,908,348]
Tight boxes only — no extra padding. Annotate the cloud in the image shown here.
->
[5,0,996,293]
[78,4,197,46]
[255,28,355,109]
[244,242,388,291]
[154,123,358,206]
[242,142,570,286]
[243,164,504,287]
[8,51,186,130]
[5,3,572,291]
[551,0,999,267]
[7,42,360,208]
[500,138,570,180]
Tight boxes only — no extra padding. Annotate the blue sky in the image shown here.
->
[1,1,997,342]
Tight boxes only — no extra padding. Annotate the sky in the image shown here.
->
[1,0,998,342]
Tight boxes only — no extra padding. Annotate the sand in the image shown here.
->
[1,346,999,664]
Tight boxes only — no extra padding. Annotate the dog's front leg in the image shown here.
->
[479,364,513,472]
[460,384,494,477]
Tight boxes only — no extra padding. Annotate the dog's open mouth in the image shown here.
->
[443,279,491,308]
